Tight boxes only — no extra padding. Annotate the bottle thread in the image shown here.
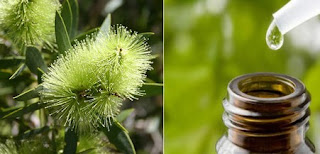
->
[217,73,315,153]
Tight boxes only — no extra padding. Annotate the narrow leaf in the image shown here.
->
[25,47,48,74]
[0,106,20,118]
[55,11,72,55]
[9,64,26,80]
[71,27,100,45]
[141,83,163,97]
[63,128,78,154]
[138,32,155,37]
[1,102,47,119]
[70,0,79,38]
[145,78,156,83]
[61,0,72,36]
[61,0,78,39]
[101,119,136,154]
[116,108,134,122]
[97,14,111,38]
[77,148,96,154]
[15,126,50,140]
[37,68,45,83]
[13,85,43,101]
[0,56,25,69]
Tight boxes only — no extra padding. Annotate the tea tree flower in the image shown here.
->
[41,26,153,132]
[0,0,60,49]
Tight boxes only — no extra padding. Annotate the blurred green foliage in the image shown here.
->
[165,0,320,153]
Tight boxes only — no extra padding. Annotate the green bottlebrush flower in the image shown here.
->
[0,0,60,49]
[41,25,153,132]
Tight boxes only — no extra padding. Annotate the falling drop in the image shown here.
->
[266,20,284,50]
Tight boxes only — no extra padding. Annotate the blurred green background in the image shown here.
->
[165,0,320,153]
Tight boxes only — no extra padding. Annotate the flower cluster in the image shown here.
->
[41,25,153,132]
[0,0,60,49]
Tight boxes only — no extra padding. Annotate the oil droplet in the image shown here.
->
[266,20,284,50]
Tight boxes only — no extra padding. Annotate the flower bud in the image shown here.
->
[0,0,60,49]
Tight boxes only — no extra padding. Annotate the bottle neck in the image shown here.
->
[223,73,311,153]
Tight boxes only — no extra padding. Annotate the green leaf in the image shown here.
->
[71,28,100,45]
[101,119,136,154]
[63,128,78,154]
[141,83,163,97]
[9,64,26,80]
[145,78,157,83]
[25,47,48,74]
[61,0,72,35]
[97,14,111,38]
[1,102,47,119]
[0,56,25,69]
[0,106,20,118]
[37,68,45,84]
[15,126,50,140]
[138,32,155,37]
[116,108,134,122]
[69,0,79,38]
[61,0,78,39]
[13,85,43,101]
[55,11,72,55]
[77,148,96,154]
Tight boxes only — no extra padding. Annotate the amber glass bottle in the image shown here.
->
[216,72,315,154]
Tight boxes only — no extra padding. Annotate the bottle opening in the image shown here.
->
[219,73,314,153]
[238,75,295,98]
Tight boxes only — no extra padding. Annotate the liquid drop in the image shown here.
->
[266,20,284,50]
